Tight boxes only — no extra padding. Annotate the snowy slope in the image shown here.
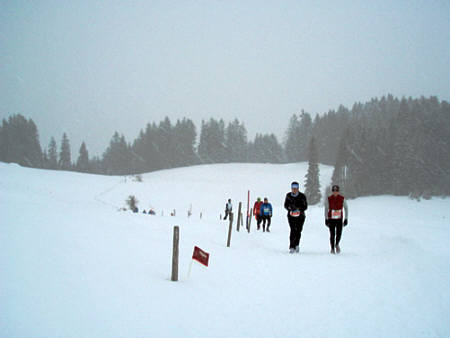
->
[1,162,449,338]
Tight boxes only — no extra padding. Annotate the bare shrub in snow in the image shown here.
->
[126,195,139,212]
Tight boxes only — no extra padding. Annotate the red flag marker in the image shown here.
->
[192,246,210,267]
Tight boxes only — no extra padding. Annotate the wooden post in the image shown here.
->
[237,202,242,231]
[227,212,234,247]
[246,190,250,229]
[171,226,179,282]
[248,207,252,233]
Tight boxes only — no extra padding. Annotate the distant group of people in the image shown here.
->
[253,197,273,232]
[223,181,349,254]
[223,197,273,232]
[142,208,156,215]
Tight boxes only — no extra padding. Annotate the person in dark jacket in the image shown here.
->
[284,181,308,253]
[224,199,232,220]
[325,185,348,254]
[260,197,273,232]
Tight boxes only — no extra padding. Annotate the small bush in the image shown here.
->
[126,195,139,212]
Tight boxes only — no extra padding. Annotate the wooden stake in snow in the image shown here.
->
[246,190,250,229]
[237,202,242,232]
[227,212,234,247]
[248,207,253,233]
[171,226,179,282]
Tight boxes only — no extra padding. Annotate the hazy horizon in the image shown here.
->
[1,1,449,155]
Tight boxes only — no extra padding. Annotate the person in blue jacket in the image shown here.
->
[260,197,273,232]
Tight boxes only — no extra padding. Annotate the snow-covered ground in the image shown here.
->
[1,162,449,337]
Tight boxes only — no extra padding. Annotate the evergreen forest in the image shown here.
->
[1,95,449,198]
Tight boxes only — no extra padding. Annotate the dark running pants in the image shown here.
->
[288,214,305,249]
[256,215,262,228]
[328,219,343,249]
[261,215,271,231]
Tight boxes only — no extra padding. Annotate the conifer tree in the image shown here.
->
[331,131,349,191]
[42,150,49,169]
[0,115,42,167]
[297,111,312,161]
[47,137,58,170]
[102,132,134,175]
[173,118,197,167]
[59,133,72,170]
[132,123,166,172]
[304,136,321,204]
[284,114,301,162]
[197,118,226,163]
[225,119,248,162]
[27,117,43,168]
[76,142,90,172]
[156,117,174,168]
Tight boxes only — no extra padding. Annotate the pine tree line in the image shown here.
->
[330,96,450,197]
[0,115,284,175]
[1,94,449,197]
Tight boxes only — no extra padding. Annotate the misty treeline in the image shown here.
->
[0,95,449,198]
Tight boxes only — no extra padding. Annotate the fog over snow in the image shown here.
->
[1,1,450,154]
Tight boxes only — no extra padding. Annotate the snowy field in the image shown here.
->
[1,162,449,338]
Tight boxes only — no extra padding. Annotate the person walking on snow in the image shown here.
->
[224,199,233,220]
[325,185,348,254]
[253,197,263,230]
[260,197,273,232]
[284,181,308,253]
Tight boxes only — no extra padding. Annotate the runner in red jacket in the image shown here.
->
[253,197,263,230]
[324,185,349,254]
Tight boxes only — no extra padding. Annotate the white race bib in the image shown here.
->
[290,210,301,217]
[331,209,342,219]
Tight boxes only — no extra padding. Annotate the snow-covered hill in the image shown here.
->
[1,162,449,337]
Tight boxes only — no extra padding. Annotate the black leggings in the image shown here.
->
[328,219,343,249]
[256,215,262,227]
[261,215,271,230]
[288,214,305,249]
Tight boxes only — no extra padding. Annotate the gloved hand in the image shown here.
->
[344,219,348,226]
[325,219,329,226]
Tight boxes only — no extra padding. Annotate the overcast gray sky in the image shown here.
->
[1,0,449,155]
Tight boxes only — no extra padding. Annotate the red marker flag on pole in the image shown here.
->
[192,246,210,267]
